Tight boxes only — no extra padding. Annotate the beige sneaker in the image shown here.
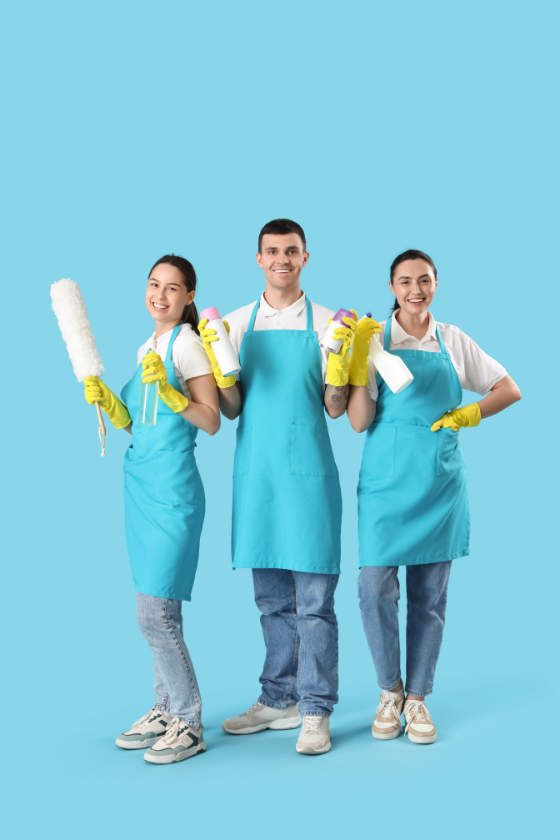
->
[403,699,437,744]
[372,690,404,740]
[296,716,331,755]
[222,701,301,735]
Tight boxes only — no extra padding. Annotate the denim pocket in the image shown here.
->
[233,425,252,477]
[154,451,199,506]
[436,429,467,476]
[290,424,335,478]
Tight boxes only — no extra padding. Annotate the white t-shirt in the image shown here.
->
[224,292,334,383]
[136,323,213,400]
[367,311,507,401]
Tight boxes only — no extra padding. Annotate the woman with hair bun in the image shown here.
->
[347,250,521,746]
[83,255,220,765]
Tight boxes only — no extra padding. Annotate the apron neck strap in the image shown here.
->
[164,324,182,363]
[435,324,446,353]
[248,299,260,332]
[305,295,313,332]
[384,315,392,351]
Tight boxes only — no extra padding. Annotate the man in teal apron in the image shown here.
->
[199,219,355,755]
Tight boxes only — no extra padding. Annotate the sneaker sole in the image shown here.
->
[115,736,161,750]
[407,732,437,745]
[296,741,331,755]
[144,741,207,764]
[222,715,301,735]
[372,727,401,741]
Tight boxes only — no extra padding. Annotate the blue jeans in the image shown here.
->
[252,569,339,717]
[136,593,202,726]
[358,562,452,697]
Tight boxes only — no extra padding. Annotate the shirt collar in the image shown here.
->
[259,290,307,317]
[391,309,437,344]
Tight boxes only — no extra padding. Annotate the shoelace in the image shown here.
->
[303,716,322,733]
[404,702,431,737]
[132,710,161,729]
[376,692,402,730]
[162,717,184,744]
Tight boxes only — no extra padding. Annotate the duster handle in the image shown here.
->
[95,402,106,457]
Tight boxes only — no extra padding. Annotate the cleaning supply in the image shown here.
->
[325,311,358,387]
[366,314,414,394]
[84,377,131,430]
[141,351,189,414]
[349,315,382,386]
[322,308,355,354]
[431,402,481,432]
[51,278,108,455]
[198,308,241,378]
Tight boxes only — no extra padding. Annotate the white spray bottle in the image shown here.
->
[365,313,414,394]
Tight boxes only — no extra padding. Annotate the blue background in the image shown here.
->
[1,1,556,837]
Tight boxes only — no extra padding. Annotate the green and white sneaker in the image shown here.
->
[116,709,172,750]
[144,717,206,765]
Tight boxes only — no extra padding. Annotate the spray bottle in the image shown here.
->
[322,308,355,354]
[365,313,414,394]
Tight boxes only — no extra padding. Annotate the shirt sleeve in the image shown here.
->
[456,329,507,394]
[223,304,254,381]
[173,332,213,382]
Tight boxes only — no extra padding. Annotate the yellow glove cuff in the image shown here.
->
[326,350,350,387]
[158,382,189,413]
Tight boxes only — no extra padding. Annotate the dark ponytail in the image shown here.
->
[389,249,437,314]
[148,254,199,331]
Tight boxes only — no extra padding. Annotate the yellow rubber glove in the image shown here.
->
[141,351,189,413]
[326,310,358,387]
[198,318,236,389]
[348,316,382,386]
[84,376,131,429]
[431,403,481,432]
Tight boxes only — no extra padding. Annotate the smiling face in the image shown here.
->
[256,233,309,292]
[390,259,438,316]
[145,263,194,329]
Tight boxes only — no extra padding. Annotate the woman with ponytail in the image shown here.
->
[83,254,220,765]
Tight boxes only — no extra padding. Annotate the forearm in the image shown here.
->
[477,375,522,419]
[347,385,377,432]
[324,384,349,418]
[219,381,242,420]
[179,402,221,435]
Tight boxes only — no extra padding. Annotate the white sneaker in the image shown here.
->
[144,717,206,764]
[403,699,437,744]
[222,701,301,735]
[372,690,404,740]
[115,709,172,750]
[296,716,331,755]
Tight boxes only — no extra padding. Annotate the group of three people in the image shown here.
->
[83,218,521,764]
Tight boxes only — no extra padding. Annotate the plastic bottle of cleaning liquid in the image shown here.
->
[365,313,414,394]
[322,308,354,354]
[138,379,159,426]
[199,307,241,377]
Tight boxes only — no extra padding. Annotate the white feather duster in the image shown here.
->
[51,278,107,455]
[51,279,104,381]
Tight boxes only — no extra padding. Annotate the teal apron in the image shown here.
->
[358,315,470,567]
[232,297,342,573]
[121,325,205,600]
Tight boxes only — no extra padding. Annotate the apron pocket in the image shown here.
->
[290,424,335,478]
[154,451,199,506]
[233,425,252,476]
[436,429,467,475]
[362,424,396,480]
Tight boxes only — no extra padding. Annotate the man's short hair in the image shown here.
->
[258,218,306,253]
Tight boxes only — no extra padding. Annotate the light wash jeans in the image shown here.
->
[358,562,452,697]
[136,593,202,726]
[252,569,339,717]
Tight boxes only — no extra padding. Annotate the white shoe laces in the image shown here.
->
[376,692,402,730]
[132,709,160,729]
[161,717,183,744]
[303,716,322,733]
[404,702,432,737]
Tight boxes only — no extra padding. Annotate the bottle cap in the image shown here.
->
[332,308,353,324]
[199,307,221,322]
[366,312,372,318]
